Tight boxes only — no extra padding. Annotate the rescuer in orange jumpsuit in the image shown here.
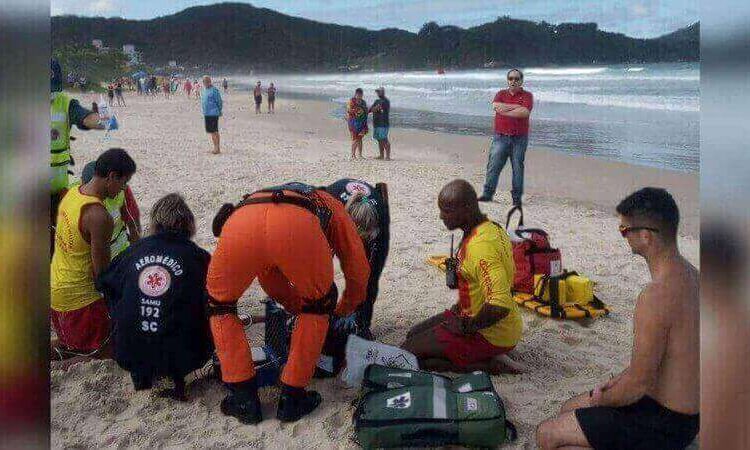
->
[208,184,370,424]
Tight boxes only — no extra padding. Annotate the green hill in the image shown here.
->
[52,2,699,72]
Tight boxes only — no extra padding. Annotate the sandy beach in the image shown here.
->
[51,91,699,449]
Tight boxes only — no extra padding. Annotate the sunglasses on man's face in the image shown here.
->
[508,77,521,81]
[619,225,659,238]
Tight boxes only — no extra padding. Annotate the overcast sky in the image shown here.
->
[51,0,698,38]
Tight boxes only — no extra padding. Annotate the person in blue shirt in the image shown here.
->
[200,75,223,155]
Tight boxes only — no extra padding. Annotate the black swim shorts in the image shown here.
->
[254,95,262,105]
[575,396,699,450]
[204,116,219,133]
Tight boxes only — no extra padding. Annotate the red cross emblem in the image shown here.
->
[138,265,171,297]
[147,272,164,290]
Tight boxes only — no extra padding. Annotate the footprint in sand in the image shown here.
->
[560,331,582,347]
[324,408,346,430]
[321,408,352,440]
[105,397,130,416]
[528,317,545,329]
[559,322,584,345]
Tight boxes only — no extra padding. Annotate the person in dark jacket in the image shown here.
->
[97,193,213,401]
[316,179,390,374]
[325,179,389,333]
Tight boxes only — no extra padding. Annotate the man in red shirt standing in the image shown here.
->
[479,68,533,206]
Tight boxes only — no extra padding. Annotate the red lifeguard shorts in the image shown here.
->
[50,299,111,352]
[434,309,514,369]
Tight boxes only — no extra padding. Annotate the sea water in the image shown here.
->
[235,63,699,172]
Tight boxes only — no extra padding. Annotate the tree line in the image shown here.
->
[52,3,699,73]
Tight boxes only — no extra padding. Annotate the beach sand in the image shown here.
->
[51,91,699,449]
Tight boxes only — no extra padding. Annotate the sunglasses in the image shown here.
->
[619,225,659,238]
[508,77,521,81]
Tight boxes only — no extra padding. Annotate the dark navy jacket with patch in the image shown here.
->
[326,178,390,314]
[97,232,214,379]
[322,179,390,372]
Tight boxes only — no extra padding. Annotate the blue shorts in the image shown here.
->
[373,126,389,141]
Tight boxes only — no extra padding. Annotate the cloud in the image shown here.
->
[51,0,118,16]
[51,0,74,16]
[630,2,652,17]
[88,0,117,15]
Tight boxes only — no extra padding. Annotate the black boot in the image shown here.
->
[276,384,322,422]
[220,378,263,425]
[130,372,153,391]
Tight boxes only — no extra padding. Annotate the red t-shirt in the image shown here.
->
[493,89,533,136]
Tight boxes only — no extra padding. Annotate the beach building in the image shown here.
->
[91,39,110,53]
[123,44,141,65]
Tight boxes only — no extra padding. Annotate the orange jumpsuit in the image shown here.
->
[207,189,370,388]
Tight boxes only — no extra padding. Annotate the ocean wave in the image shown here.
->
[447,86,498,93]
[262,83,699,112]
[535,91,699,112]
[549,74,698,81]
[524,67,608,75]
[287,71,698,84]
[400,72,503,81]
[283,82,490,95]
[238,67,699,90]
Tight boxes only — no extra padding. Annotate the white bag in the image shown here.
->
[340,335,419,388]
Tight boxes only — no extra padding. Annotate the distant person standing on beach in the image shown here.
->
[184,79,192,97]
[222,78,229,93]
[369,87,391,160]
[347,88,368,160]
[253,81,263,114]
[107,83,115,106]
[201,76,223,155]
[267,82,276,113]
[479,68,533,207]
[114,82,126,107]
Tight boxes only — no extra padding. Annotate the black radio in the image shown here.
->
[445,234,458,289]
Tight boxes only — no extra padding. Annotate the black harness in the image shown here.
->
[208,182,336,317]
[260,182,332,229]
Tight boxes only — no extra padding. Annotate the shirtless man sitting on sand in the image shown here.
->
[401,179,524,375]
[536,187,699,450]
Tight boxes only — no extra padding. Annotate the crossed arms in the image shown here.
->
[492,102,531,118]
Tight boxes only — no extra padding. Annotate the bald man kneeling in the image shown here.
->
[401,179,524,374]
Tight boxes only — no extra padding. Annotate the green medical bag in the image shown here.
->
[354,365,517,448]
